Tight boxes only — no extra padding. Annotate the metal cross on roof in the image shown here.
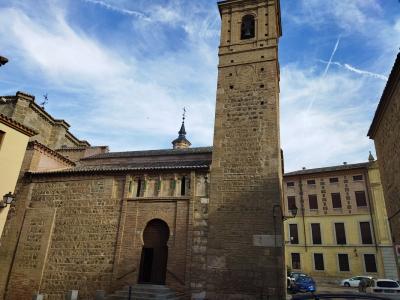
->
[183,107,187,122]
[40,93,49,109]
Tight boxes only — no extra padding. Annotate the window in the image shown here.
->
[0,130,4,150]
[335,223,347,245]
[311,223,322,244]
[128,181,133,193]
[241,15,255,40]
[288,196,296,210]
[314,253,324,271]
[181,176,186,196]
[287,182,295,187]
[291,253,301,269]
[377,281,399,288]
[289,224,299,244]
[353,175,363,181]
[307,179,316,185]
[331,193,342,208]
[329,177,339,183]
[136,178,144,197]
[355,191,367,207]
[338,254,350,272]
[308,195,318,210]
[364,254,377,273]
[360,222,373,244]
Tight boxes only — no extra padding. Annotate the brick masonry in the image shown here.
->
[369,53,400,277]
[0,1,286,299]
[205,1,284,299]
[0,92,89,149]
[0,171,210,300]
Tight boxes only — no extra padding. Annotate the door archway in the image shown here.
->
[138,219,170,284]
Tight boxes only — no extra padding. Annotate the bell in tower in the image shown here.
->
[241,14,255,39]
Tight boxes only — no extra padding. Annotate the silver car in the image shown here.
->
[340,276,374,287]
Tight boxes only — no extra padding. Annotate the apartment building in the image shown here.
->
[283,158,397,281]
[0,114,36,235]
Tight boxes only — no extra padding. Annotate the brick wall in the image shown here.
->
[0,92,89,149]
[5,177,119,300]
[206,1,284,299]
[0,170,210,299]
[374,76,400,245]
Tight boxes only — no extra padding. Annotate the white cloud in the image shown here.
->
[0,1,218,150]
[0,0,395,172]
[83,0,151,20]
[0,7,129,86]
[288,0,400,54]
[281,65,376,171]
[289,0,381,31]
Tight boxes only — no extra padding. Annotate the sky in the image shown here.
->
[0,0,399,172]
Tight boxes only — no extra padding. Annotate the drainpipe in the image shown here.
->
[364,168,379,252]
[299,176,308,252]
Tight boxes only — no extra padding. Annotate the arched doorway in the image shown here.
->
[138,219,169,285]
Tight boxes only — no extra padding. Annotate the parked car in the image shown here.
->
[340,276,374,287]
[288,272,309,287]
[290,276,316,294]
[365,279,400,295]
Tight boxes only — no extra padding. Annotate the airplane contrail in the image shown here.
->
[319,60,388,81]
[323,36,341,77]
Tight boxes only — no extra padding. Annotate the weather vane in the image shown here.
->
[183,107,187,122]
[41,93,49,110]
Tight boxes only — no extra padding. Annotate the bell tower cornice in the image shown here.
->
[218,0,282,37]
[217,0,281,70]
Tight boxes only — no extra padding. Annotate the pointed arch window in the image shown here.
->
[241,15,255,40]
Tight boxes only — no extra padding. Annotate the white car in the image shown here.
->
[366,279,400,295]
[340,276,373,287]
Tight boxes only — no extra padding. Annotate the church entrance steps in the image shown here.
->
[105,284,184,300]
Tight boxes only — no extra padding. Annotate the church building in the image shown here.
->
[0,1,284,299]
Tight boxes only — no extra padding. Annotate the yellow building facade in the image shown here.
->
[283,159,397,282]
[0,114,36,235]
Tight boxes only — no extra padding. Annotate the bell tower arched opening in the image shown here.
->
[241,14,255,40]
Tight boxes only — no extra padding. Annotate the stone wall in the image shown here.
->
[206,1,284,299]
[0,92,89,149]
[0,170,210,299]
[374,70,400,245]
[5,176,120,300]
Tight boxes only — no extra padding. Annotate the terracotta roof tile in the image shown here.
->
[0,114,37,137]
[284,162,370,176]
[82,146,213,160]
[29,159,211,176]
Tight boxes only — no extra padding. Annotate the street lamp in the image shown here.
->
[0,192,16,208]
[0,56,9,67]
[273,204,298,221]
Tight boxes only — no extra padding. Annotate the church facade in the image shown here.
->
[0,0,284,299]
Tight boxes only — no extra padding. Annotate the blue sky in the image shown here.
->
[0,0,399,171]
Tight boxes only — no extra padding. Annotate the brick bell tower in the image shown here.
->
[206,0,284,299]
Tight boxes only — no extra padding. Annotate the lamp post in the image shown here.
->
[0,192,16,208]
[0,56,9,67]
[273,204,298,221]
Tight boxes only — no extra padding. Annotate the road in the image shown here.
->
[286,283,400,299]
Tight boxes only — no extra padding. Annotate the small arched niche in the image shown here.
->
[241,14,256,40]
